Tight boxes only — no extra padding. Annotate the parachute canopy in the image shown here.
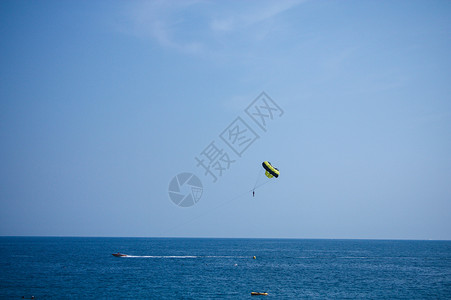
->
[262,161,279,179]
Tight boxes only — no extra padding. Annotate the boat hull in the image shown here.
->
[112,253,127,257]
[251,292,268,296]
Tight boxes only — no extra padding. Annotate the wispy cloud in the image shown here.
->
[210,0,305,33]
[119,0,306,56]
[121,0,207,54]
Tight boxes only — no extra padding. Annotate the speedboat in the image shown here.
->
[112,252,127,257]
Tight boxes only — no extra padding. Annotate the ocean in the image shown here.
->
[0,237,450,299]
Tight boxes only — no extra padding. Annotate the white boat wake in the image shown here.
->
[122,255,198,258]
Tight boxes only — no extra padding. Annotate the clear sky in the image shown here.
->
[1,0,450,239]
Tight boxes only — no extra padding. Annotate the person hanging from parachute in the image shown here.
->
[253,161,279,197]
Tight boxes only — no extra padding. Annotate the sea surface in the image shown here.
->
[0,237,450,299]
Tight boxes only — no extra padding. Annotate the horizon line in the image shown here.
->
[1,235,450,241]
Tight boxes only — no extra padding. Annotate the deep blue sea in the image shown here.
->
[0,237,450,299]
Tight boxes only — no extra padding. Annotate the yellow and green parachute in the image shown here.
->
[262,161,279,178]
[252,161,279,196]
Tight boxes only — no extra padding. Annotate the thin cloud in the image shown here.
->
[210,0,305,32]
[122,0,207,54]
[120,0,305,56]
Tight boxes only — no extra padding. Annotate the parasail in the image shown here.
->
[252,161,279,196]
[262,161,279,178]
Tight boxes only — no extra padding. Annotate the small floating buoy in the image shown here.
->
[253,256,256,259]
[251,292,268,296]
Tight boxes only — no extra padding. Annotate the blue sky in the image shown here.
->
[1,0,450,239]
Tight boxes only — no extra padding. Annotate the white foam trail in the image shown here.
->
[204,256,249,258]
[118,255,252,259]
[123,255,198,258]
